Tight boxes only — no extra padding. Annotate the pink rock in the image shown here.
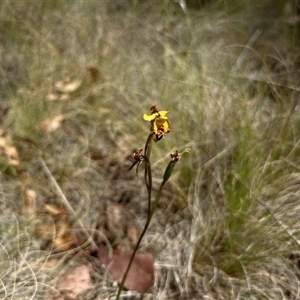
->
[98,244,155,294]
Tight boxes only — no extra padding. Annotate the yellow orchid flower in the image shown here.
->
[143,105,170,141]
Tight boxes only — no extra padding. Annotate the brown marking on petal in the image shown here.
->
[150,105,159,114]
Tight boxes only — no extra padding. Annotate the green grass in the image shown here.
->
[0,0,300,299]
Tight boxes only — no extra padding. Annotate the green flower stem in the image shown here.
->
[115,215,150,300]
[116,137,177,299]
[148,182,164,223]
[144,133,153,217]
[116,134,153,300]
[116,181,165,300]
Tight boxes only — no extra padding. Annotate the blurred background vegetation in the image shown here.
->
[0,0,300,299]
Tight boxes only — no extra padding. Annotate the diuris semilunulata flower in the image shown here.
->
[143,105,170,141]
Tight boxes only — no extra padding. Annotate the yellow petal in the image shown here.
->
[143,113,156,121]
[158,111,169,119]
[162,119,170,133]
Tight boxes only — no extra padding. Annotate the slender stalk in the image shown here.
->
[116,134,176,299]
[148,182,164,222]
[116,133,153,299]
[115,182,165,300]
[144,133,153,216]
[115,217,149,299]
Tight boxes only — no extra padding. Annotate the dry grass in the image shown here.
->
[0,0,300,299]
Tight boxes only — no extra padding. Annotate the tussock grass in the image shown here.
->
[0,0,300,299]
